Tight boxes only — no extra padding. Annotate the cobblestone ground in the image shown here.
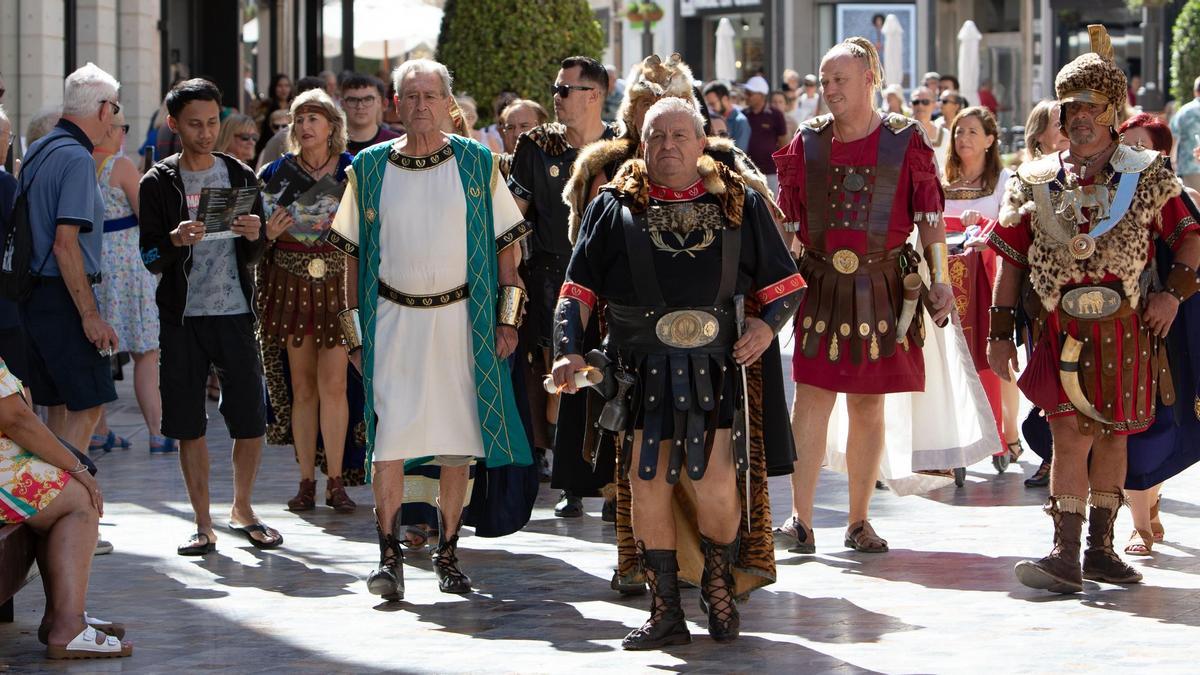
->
[3,369,1200,674]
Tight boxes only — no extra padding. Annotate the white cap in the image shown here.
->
[744,76,770,95]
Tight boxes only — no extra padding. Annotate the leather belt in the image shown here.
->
[803,247,904,274]
[379,281,468,308]
[606,302,736,353]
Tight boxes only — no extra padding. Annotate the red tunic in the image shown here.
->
[774,123,945,394]
[989,179,1198,434]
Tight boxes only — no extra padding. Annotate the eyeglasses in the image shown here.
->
[342,95,378,108]
[714,130,731,138]
[910,98,931,106]
[100,99,121,116]
[113,124,130,134]
[235,133,260,143]
[550,84,595,99]
[940,98,960,106]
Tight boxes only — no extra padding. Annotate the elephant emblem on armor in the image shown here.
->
[1075,291,1106,316]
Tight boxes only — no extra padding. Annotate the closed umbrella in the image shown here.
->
[957,20,982,109]
[882,14,904,87]
[715,17,737,82]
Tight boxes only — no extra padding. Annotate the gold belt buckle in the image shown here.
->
[831,248,860,274]
[1060,286,1121,319]
[307,257,327,280]
[655,310,719,348]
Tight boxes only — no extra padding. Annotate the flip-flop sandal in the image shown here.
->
[177,532,216,556]
[46,626,132,659]
[844,520,889,553]
[228,521,283,550]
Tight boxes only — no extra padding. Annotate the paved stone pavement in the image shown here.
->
[4,372,1200,674]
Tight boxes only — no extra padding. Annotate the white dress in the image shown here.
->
[331,143,525,461]
[943,168,1011,223]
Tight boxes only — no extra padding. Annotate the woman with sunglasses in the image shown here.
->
[216,113,260,165]
[92,109,170,454]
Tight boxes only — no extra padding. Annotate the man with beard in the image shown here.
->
[703,81,750,152]
[507,56,618,517]
[988,26,1200,594]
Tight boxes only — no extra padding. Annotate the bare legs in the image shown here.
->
[787,384,885,527]
[178,435,266,543]
[46,405,102,456]
[286,338,349,481]
[24,479,99,646]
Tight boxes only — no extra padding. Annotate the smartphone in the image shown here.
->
[142,146,156,173]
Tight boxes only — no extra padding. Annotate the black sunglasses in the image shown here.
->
[940,97,960,105]
[235,133,260,143]
[910,98,931,106]
[551,84,595,99]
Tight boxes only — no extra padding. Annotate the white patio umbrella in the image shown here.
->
[715,17,737,82]
[882,14,904,87]
[957,20,982,109]
[321,0,443,61]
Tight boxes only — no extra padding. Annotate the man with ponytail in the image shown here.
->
[771,37,998,554]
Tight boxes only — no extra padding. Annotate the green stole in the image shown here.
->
[350,135,531,481]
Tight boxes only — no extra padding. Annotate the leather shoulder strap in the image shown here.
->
[802,125,832,251]
[620,203,665,305]
[866,125,913,252]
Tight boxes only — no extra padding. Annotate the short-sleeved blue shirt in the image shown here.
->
[20,119,105,277]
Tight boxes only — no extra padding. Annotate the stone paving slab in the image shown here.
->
[2,375,1200,673]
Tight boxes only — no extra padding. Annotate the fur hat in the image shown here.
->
[616,53,699,143]
[1055,25,1127,129]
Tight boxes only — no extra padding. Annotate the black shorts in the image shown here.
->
[18,279,117,410]
[0,325,30,384]
[160,313,267,441]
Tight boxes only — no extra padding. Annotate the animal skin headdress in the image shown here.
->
[616,53,699,143]
[1055,24,1127,129]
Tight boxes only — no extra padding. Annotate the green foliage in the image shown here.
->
[436,0,605,126]
[1173,0,1200,103]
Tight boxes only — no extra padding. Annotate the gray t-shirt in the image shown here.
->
[180,159,250,317]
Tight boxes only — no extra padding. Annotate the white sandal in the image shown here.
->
[46,625,132,659]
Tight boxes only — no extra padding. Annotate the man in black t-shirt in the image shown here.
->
[507,56,616,517]
[341,73,401,156]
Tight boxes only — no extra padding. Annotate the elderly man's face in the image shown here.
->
[1063,101,1108,148]
[396,71,451,135]
[643,111,705,185]
[501,104,540,153]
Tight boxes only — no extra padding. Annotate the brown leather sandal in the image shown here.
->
[844,520,888,553]
[1125,529,1153,556]
[287,478,316,511]
[325,477,356,513]
[1150,495,1164,541]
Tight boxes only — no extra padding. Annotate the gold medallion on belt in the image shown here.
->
[307,257,327,279]
[831,248,860,274]
[655,310,719,349]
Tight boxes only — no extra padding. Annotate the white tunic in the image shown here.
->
[943,168,1012,222]
[331,142,525,461]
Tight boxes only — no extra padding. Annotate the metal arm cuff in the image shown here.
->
[497,285,527,328]
[337,307,363,352]
[552,297,585,361]
[925,242,950,286]
[760,288,806,335]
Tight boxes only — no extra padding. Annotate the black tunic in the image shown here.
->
[565,185,798,482]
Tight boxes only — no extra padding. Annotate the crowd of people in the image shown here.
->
[1,20,1199,660]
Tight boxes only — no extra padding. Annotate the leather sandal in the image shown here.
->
[844,520,888,553]
[1124,529,1153,556]
[47,626,132,659]
[287,478,317,511]
[773,516,816,554]
[1150,495,1164,542]
[39,613,126,645]
[1006,440,1024,462]
[325,477,357,513]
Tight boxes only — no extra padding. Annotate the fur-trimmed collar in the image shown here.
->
[602,155,747,227]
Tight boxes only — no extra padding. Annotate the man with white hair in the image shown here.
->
[329,58,531,602]
[553,96,802,648]
[17,63,120,453]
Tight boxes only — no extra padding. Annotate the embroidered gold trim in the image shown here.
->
[388,143,454,171]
